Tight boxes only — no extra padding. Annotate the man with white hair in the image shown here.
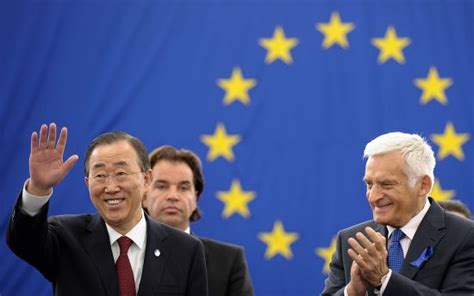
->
[322,132,474,295]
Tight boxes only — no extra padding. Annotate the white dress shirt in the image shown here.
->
[106,214,147,290]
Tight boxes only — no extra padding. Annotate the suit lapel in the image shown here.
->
[83,214,119,296]
[372,222,387,237]
[401,198,446,279]
[137,215,169,296]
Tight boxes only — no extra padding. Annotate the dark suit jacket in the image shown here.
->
[199,237,253,296]
[321,198,474,296]
[6,194,208,296]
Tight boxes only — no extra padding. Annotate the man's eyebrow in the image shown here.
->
[91,161,131,170]
[92,163,105,169]
[112,161,129,167]
[178,181,192,185]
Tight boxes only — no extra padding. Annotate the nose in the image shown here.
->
[367,184,384,203]
[166,187,179,201]
[104,177,120,193]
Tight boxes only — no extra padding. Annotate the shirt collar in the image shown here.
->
[387,198,430,240]
[105,210,147,250]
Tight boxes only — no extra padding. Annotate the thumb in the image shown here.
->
[63,155,79,174]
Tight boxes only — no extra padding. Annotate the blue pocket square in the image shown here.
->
[410,246,433,268]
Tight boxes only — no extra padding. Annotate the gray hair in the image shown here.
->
[364,132,436,189]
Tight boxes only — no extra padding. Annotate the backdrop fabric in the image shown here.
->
[1,1,473,295]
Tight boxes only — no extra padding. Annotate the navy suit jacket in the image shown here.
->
[321,198,474,296]
[199,237,253,296]
[6,193,208,296]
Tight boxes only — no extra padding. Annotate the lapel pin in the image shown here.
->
[154,249,161,257]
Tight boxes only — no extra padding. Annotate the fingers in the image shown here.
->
[31,131,38,153]
[37,123,58,150]
[64,155,79,174]
[356,232,376,253]
[48,123,57,149]
[366,227,386,252]
[34,123,67,151]
[348,228,390,287]
[348,236,367,257]
[56,127,68,155]
[38,124,48,149]
[348,247,362,263]
[347,229,386,268]
[348,237,369,269]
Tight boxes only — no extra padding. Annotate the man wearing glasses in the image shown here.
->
[6,123,208,296]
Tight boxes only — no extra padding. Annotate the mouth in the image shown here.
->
[105,198,125,206]
[374,202,393,213]
[163,206,181,214]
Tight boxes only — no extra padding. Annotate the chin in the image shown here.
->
[373,215,389,226]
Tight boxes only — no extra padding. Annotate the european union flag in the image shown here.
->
[1,1,473,295]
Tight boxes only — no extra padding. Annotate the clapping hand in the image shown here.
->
[347,227,389,288]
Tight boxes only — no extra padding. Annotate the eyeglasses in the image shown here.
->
[90,171,143,184]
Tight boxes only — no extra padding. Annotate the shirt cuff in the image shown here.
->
[374,269,392,295]
[22,179,52,216]
[344,285,369,296]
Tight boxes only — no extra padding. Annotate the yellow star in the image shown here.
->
[316,237,337,274]
[201,123,241,162]
[217,179,256,218]
[259,26,299,64]
[258,220,299,260]
[431,122,470,160]
[431,179,455,202]
[414,67,453,105]
[217,67,257,106]
[371,26,411,64]
[316,12,355,49]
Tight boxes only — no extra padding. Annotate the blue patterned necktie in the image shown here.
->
[388,229,405,273]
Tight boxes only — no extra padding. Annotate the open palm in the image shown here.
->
[28,123,78,195]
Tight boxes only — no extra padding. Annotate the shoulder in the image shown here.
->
[47,213,97,229]
[198,237,249,275]
[199,237,244,255]
[338,220,379,237]
[444,209,474,227]
[147,216,202,247]
[429,198,474,237]
[443,210,474,238]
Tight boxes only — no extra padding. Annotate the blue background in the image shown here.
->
[1,0,473,295]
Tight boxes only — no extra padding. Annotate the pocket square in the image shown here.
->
[410,246,433,268]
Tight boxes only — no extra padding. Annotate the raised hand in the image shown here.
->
[28,123,79,196]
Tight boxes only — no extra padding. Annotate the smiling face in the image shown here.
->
[85,140,150,234]
[364,151,428,228]
[143,160,197,231]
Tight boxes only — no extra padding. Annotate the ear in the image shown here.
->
[143,169,152,189]
[192,194,198,211]
[84,176,89,187]
[142,192,148,208]
[419,175,432,196]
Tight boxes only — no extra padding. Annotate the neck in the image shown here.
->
[113,211,143,235]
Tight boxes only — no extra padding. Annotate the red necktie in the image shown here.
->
[116,236,136,296]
